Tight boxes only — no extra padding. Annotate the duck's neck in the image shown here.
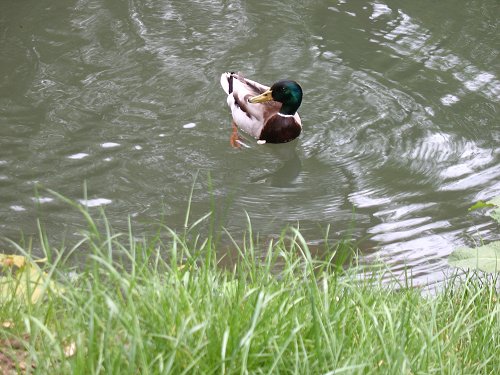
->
[279,99,301,116]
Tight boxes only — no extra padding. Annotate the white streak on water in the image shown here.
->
[31,197,54,204]
[440,165,500,191]
[374,203,437,221]
[101,142,120,148]
[424,107,434,116]
[370,3,392,20]
[440,94,460,106]
[78,198,112,207]
[440,164,473,179]
[370,220,451,243]
[349,189,392,208]
[68,153,89,160]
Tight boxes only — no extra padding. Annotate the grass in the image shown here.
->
[1,198,499,374]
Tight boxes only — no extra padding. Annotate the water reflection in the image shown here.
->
[249,142,302,187]
[0,0,498,286]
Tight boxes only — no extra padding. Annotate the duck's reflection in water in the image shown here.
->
[250,141,302,187]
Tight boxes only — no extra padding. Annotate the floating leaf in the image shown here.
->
[0,254,28,268]
[468,200,493,211]
[448,241,500,273]
[0,254,47,269]
[0,253,63,304]
[487,196,500,207]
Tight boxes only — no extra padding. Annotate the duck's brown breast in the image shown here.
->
[259,115,302,143]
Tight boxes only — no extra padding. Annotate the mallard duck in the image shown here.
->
[220,72,302,147]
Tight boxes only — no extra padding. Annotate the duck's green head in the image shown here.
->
[249,80,302,115]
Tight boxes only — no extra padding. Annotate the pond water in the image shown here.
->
[1,0,499,286]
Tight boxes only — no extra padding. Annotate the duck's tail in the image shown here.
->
[220,72,242,95]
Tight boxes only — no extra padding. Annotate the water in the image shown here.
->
[1,0,499,286]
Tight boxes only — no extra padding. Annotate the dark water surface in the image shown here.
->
[1,0,499,285]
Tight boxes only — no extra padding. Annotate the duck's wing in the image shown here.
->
[220,72,281,138]
[220,72,269,96]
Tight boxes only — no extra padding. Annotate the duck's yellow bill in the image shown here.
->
[248,89,273,103]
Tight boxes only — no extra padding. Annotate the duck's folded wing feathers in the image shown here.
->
[235,74,269,95]
[220,72,269,96]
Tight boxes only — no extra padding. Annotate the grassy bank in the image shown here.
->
[1,206,499,374]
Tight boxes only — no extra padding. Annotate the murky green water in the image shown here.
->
[1,0,499,285]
